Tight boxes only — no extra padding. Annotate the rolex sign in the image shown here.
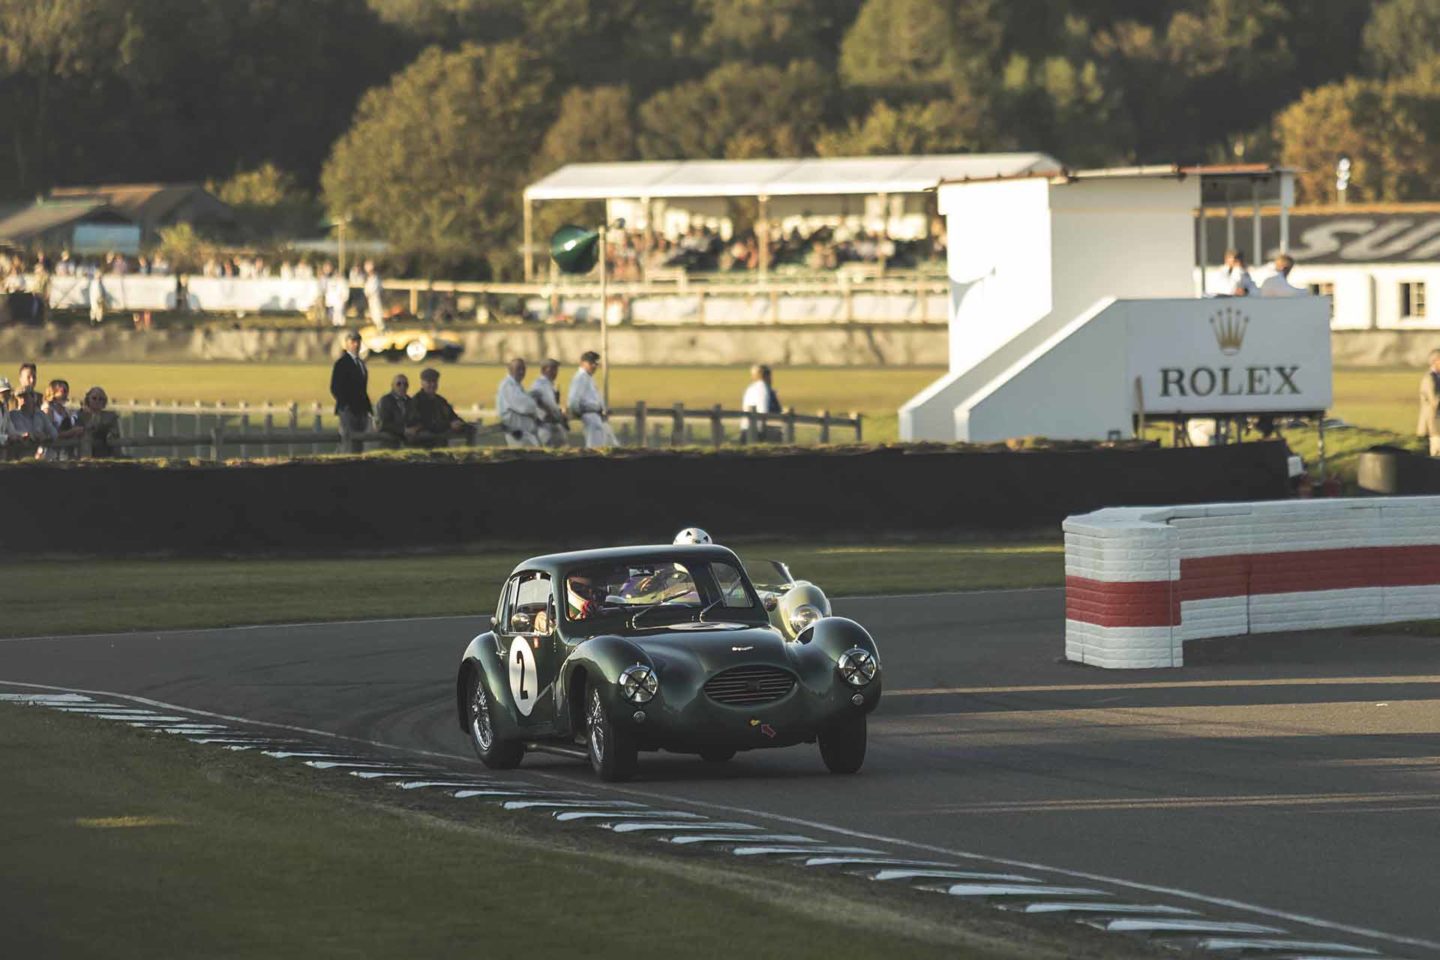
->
[1126,296,1333,416]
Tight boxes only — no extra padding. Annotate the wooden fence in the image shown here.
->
[48,400,866,461]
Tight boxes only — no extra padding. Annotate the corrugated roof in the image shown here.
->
[49,182,232,222]
[0,200,131,243]
[524,153,1064,201]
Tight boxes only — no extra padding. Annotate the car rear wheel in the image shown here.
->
[468,673,524,769]
[586,685,637,782]
[699,748,736,763]
[818,712,866,774]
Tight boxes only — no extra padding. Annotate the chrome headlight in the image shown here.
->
[618,664,658,704]
[837,648,877,687]
[789,603,823,635]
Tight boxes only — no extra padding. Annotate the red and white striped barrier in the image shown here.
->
[1063,497,1440,668]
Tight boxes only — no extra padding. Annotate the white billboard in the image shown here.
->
[1127,297,1333,415]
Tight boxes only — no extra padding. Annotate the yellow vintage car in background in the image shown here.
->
[359,324,464,363]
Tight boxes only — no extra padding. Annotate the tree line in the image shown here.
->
[2,0,1437,277]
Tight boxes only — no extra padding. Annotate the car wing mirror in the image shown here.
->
[763,595,778,612]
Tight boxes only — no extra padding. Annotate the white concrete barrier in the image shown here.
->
[1063,497,1440,668]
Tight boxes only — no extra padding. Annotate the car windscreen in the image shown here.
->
[741,559,792,590]
[563,559,760,627]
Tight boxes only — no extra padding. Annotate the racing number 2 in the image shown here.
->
[508,637,539,718]
[514,646,529,700]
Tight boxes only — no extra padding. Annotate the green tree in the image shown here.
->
[322,42,553,276]
[210,163,320,240]
[815,100,981,156]
[365,0,520,41]
[516,0,702,89]
[0,0,137,195]
[637,60,828,159]
[838,0,1001,98]
[531,85,637,248]
[1277,71,1440,203]
[696,0,858,66]
[1364,0,1440,77]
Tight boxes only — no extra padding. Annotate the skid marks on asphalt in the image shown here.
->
[0,685,1425,960]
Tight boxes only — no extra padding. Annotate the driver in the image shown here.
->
[673,527,712,545]
[567,574,605,620]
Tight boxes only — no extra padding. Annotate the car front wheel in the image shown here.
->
[586,685,637,782]
[468,673,524,769]
[818,712,866,774]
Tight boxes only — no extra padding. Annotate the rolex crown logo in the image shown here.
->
[1210,306,1248,355]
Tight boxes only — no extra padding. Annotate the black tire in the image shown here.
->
[586,685,638,782]
[818,713,866,774]
[699,747,736,763]
[467,672,524,769]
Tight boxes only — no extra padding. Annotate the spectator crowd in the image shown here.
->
[0,361,121,461]
[602,223,946,281]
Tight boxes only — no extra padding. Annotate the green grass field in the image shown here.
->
[0,538,1062,638]
[1,703,1012,960]
[7,360,1426,447]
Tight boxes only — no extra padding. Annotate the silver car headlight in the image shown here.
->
[618,664,658,704]
[837,648,877,687]
[789,603,823,635]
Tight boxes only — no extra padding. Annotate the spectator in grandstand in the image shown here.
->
[1260,254,1307,297]
[1418,349,1440,457]
[410,367,467,448]
[55,250,76,276]
[17,362,36,395]
[531,358,568,447]
[321,262,347,326]
[4,389,57,459]
[0,376,13,413]
[78,385,122,458]
[567,350,617,448]
[87,267,105,325]
[329,331,372,454]
[375,373,416,449]
[742,364,781,414]
[363,260,385,330]
[1222,249,1258,297]
[497,358,540,447]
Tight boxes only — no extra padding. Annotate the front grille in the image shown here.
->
[704,665,797,706]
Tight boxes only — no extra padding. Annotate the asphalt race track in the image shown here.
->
[5,588,1440,957]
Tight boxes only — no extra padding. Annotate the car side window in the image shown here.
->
[514,574,554,634]
[496,576,520,631]
[712,563,752,608]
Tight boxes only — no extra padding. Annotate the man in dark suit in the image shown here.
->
[330,330,372,453]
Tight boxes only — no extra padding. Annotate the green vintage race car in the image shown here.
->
[455,543,881,782]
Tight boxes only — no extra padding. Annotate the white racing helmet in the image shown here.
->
[673,527,713,545]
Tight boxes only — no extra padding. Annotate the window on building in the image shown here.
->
[1308,282,1336,320]
[1401,281,1427,320]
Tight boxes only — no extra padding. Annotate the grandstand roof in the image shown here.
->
[524,153,1064,202]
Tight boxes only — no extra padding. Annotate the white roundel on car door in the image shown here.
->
[509,636,539,717]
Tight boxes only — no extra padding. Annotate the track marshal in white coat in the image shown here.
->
[497,358,540,446]
[567,350,618,448]
[530,358,569,447]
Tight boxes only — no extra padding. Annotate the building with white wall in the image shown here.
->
[901,166,1333,443]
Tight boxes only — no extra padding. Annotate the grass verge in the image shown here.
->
[0,537,1063,639]
[0,704,994,960]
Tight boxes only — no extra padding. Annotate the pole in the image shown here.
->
[599,223,610,409]
[337,219,347,278]
[523,196,535,281]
